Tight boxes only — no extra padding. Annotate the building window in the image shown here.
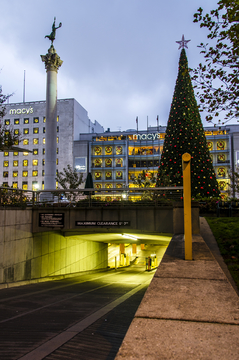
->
[14,129,19,135]
[42,138,45,144]
[13,171,18,177]
[115,158,123,167]
[43,117,46,123]
[23,160,28,167]
[23,139,29,146]
[56,148,59,154]
[43,127,45,133]
[22,181,28,190]
[32,170,38,177]
[24,128,29,134]
[13,160,18,167]
[32,181,39,190]
[24,118,29,124]
[42,159,45,166]
[33,117,39,123]
[22,171,28,177]
[94,172,102,180]
[57,137,59,143]
[5,119,10,125]
[57,126,59,132]
[14,139,19,145]
[13,152,18,156]
[33,149,38,155]
[4,152,9,157]
[3,171,8,178]
[56,158,58,165]
[42,148,45,155]
[32,159,38,166]
[3,161,9,167]
[42,170,45,176]
[105,171,112,180]
[105,158,112,167]
[2,182,8,187]
[12,182,18,189]
[14,119,20,125]
[33,138,39,145]
[23,152,29,156]
[57,116,59,122]
[33,128,39,134]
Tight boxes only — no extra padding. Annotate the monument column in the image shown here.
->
[40,18,62,194]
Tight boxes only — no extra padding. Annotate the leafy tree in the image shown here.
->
[130,170,156,188]
[0,85,20,150]
[156,48,219,198]
[56,164,84,189]
[192,1,239,124]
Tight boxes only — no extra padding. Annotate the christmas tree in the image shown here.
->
[156,44,219,198]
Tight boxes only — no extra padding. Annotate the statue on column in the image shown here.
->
[45,17,62,45]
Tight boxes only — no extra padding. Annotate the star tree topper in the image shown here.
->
[176,34,191,49]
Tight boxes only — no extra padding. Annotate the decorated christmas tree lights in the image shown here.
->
[156,37,219,198]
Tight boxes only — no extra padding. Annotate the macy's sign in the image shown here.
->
[9,107,33,115]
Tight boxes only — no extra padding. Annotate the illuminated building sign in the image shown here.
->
[132,133,160,140]
[9,107,34,115]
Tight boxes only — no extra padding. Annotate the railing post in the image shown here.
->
[182,153,192,260]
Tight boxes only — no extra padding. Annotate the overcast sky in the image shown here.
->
[0,0,220,131]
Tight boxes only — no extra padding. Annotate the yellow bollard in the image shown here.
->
[182,153,192,260]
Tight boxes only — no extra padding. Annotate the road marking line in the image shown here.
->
[18,281,150,360]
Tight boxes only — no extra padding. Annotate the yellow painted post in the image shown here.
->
[182,153,192,260]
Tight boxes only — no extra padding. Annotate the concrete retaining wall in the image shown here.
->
[0,209,108,285]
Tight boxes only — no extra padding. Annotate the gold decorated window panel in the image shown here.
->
[13,160,18,167]
[115,146,123,155]
[94,171,102,180]
[22,171,28,177]
[105,158,112,167]
[23,139,29,145]
[4,152,9,157]
[94,158,102,168]
[33,138,39,145]
[116,183,123,188]
[57,137,59,143]
[33,149,38,155]
[5,119,10,125]
[217,154,226,163]
[32,170,38,177]
[115,158,123,167]
[33,127,39,134]
[42,138,45,144]
[57,116,59,122]
[32,159,38,166]
[217,140,226,151]
[56,159,58,165]
[13,152,18,156]
[94,183,102,189]
[105,146,112,155]
[23,160,28,167]
[3,161,9,167]
[14,119,20,125]
[33,117,39,123]
[105,171,112,180]
[105,183,113,189]
[14,139,19,145]
[3,171,8,178]
[42,159,45,166]
[94,146,102,155]
[14,129,19,135]
[43,117,46,123]
[217,167,226,177]
[23,128,29,135]
[116,171,123,179]
[24,118,29,124]
[13,171,18,178]
[23,152,29,156]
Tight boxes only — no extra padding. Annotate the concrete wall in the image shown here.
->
[0,209,108,285]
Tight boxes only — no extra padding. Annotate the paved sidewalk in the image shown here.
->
[115,218,239,360]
